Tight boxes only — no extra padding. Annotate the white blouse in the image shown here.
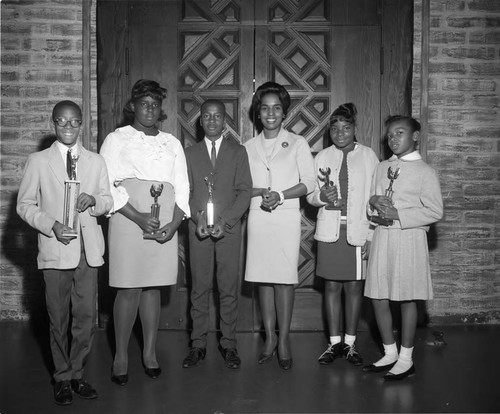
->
[100,125,190,217]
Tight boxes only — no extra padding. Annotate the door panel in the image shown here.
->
[97,0,382,332]
[254,7,380,330]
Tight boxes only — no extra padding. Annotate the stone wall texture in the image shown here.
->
[1,0,499,323]
[413,0,500,323]
[1,0,98,319]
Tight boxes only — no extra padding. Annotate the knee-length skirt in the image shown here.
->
[365,226,433,301]
[317,224,365,281]
[245,207,300,284]
[108,178,178,288]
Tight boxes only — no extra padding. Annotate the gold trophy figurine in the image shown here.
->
[319,167,342,210]
[62,153,80,237]
[143,183,163,239]
[370,166,401,226]
[204,176,215,230]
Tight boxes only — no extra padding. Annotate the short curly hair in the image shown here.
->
[122,79,168,125]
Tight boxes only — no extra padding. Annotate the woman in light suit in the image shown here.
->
[244,82,316,370]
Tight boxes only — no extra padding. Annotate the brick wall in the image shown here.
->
[413,0,500,323]
[0,0,97,319]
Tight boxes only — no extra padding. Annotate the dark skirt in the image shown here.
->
[316,224,364,281]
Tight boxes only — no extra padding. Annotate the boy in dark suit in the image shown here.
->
[183,99,252,369]
[17,101,113,405]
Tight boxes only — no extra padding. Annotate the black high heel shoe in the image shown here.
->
[277,344,293,370]
[111,370,128,386]
[144,366,162,379]
[258,347,277,364]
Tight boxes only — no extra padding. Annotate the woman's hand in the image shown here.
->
[319,184,338,206]
[154,222,177,243]
[137,213,160,235]
[261,190,280,211]
[361,240,370,260]
[369,195,398,220]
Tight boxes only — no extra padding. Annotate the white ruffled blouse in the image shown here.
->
[100,125,190,217]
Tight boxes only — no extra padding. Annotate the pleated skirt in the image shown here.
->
[108,178,178,288]
[365,226,433,301]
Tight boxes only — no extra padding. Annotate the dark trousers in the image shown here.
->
[43,249,97,382]
[188,222,242,349]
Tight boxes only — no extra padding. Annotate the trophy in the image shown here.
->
[319,167,342,210]
[204,176,215,230]
[370,166,401,226]
[62,152,80,237]
[143,183,163,239]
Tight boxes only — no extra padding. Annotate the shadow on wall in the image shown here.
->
[1,133,58,375]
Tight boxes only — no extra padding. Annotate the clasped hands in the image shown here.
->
[260,188,280,212]
[369,195,399,221]
[195,211,225,240]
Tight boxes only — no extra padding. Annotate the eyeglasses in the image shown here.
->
[53,118,82,128]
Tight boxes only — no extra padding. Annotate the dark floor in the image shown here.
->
[0,322,499,414]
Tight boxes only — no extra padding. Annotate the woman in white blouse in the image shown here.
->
[100,80,190,385]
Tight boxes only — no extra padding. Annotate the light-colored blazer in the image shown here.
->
[17,141,113,269]
[244,127,316,210]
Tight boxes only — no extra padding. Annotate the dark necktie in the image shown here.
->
[210,141,216,168]
[66,149,73,179]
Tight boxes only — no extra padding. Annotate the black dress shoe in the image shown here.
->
[144,367,162,379]
[54,380,73,406]
[362,361,396,373]
[278,358,293,370]
[258,347,277,364]
[111,372,128,386]
[384,364,415,381]
[182,347,206,368]
[222,348,241,369]
[71,379,98,399]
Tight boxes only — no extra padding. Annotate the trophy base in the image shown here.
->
[325,205,342,210]
[370,215,394,227]
[143,231,163,240]
[61,231,78,238]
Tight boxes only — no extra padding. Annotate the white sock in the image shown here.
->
[329,336,342,345]
[373,342,398,367]
[344,334,356,347]
[388,345,413,375]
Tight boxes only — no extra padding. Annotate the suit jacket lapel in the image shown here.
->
[76,144,89,181]
[48,142,66,186]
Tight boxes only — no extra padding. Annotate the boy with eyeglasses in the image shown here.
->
[17,100,113,406]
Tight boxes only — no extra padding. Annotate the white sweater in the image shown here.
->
[307,143,379,245]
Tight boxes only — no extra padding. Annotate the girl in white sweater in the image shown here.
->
[307,103,379,366]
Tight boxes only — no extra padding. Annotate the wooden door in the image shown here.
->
[97,0,386,332]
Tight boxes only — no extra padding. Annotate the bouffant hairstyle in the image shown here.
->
[122,79,167,125]
[252,81,291,117]
[329,103,357,127]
